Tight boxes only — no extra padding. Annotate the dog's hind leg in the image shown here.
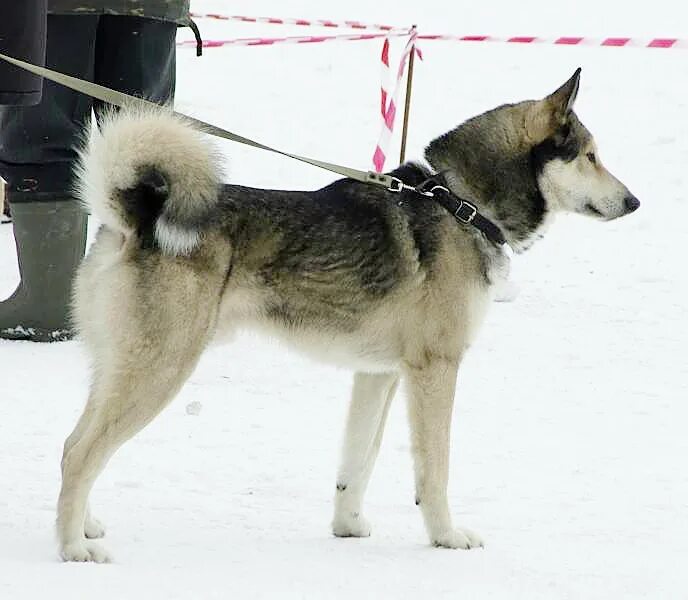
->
[61,385,106,539]
[58,327,211,562]
[332,371,399,538]
[404,356,483,549]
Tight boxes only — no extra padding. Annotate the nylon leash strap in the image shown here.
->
[0,52,399,191]
[0,52,508,247]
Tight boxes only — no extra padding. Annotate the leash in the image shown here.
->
[0,52,398,190]
[0,52,507,247]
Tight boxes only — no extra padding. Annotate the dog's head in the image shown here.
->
[425,69,639,250]
[528,69,640,221]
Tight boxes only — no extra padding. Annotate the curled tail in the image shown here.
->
[75,107,224,255]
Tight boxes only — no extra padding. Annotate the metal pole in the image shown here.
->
[399,27,417,164]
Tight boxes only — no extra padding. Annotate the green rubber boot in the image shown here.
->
[0,197,87,341]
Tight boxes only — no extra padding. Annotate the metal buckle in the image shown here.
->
[387,177,420,194]
[386,177,454,197]
[454,200,477,224]
[387,177,404,193]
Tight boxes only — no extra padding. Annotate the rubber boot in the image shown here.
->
[0,196,87,341]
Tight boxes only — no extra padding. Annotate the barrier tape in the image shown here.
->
[188,13,688,49]
[176,32,407,48]
[179,33,688,50]
[189,12,408,32]
[373,30,421,172]
[417,34,688,48]
[180,20,688,173]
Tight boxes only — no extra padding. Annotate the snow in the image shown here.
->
[1,0,687,597]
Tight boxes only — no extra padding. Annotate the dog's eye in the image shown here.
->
[586,152,597,165]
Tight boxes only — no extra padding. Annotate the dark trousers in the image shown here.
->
[0,14,177,196]
[0,0,47,105]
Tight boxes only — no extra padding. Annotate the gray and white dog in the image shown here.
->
[57,69,639,562]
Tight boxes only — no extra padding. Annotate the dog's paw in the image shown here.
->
[60,540,111,563]
[332,513,371,538]
[432,527,484,549]
[84,515,106,539]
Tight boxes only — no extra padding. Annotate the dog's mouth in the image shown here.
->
[583,203,612,220]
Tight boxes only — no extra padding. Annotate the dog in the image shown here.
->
[57,68,639,562]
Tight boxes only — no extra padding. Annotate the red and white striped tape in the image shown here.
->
[189,12,688,48]
[179,19,688,174]
[179,33,688,51]
[415,34,688,48]
[372,30,422,173]
[189,12,408,32]
[176,32,408,49]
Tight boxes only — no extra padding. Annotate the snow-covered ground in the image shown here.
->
[1,1,687,598]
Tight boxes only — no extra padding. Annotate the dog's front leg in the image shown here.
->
[404,356,483,549]
[332,372,399,538]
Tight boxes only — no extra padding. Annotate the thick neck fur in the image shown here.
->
[424,103,549,252]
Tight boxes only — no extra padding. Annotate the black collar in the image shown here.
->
[414,175,507,247]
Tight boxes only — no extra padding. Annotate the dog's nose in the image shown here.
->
[624,195,640,213]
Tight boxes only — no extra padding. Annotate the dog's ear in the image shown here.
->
[523,68,581,142]
[524,101,558,142]
[547,68,581,123]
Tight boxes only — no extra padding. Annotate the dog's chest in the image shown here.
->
[489,244,512,289]
[458,240,512,346]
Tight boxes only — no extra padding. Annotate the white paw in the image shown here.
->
[84,515,106,539]
[60,539,112,563]
[432,527,484,549]
[332,513,372,538]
